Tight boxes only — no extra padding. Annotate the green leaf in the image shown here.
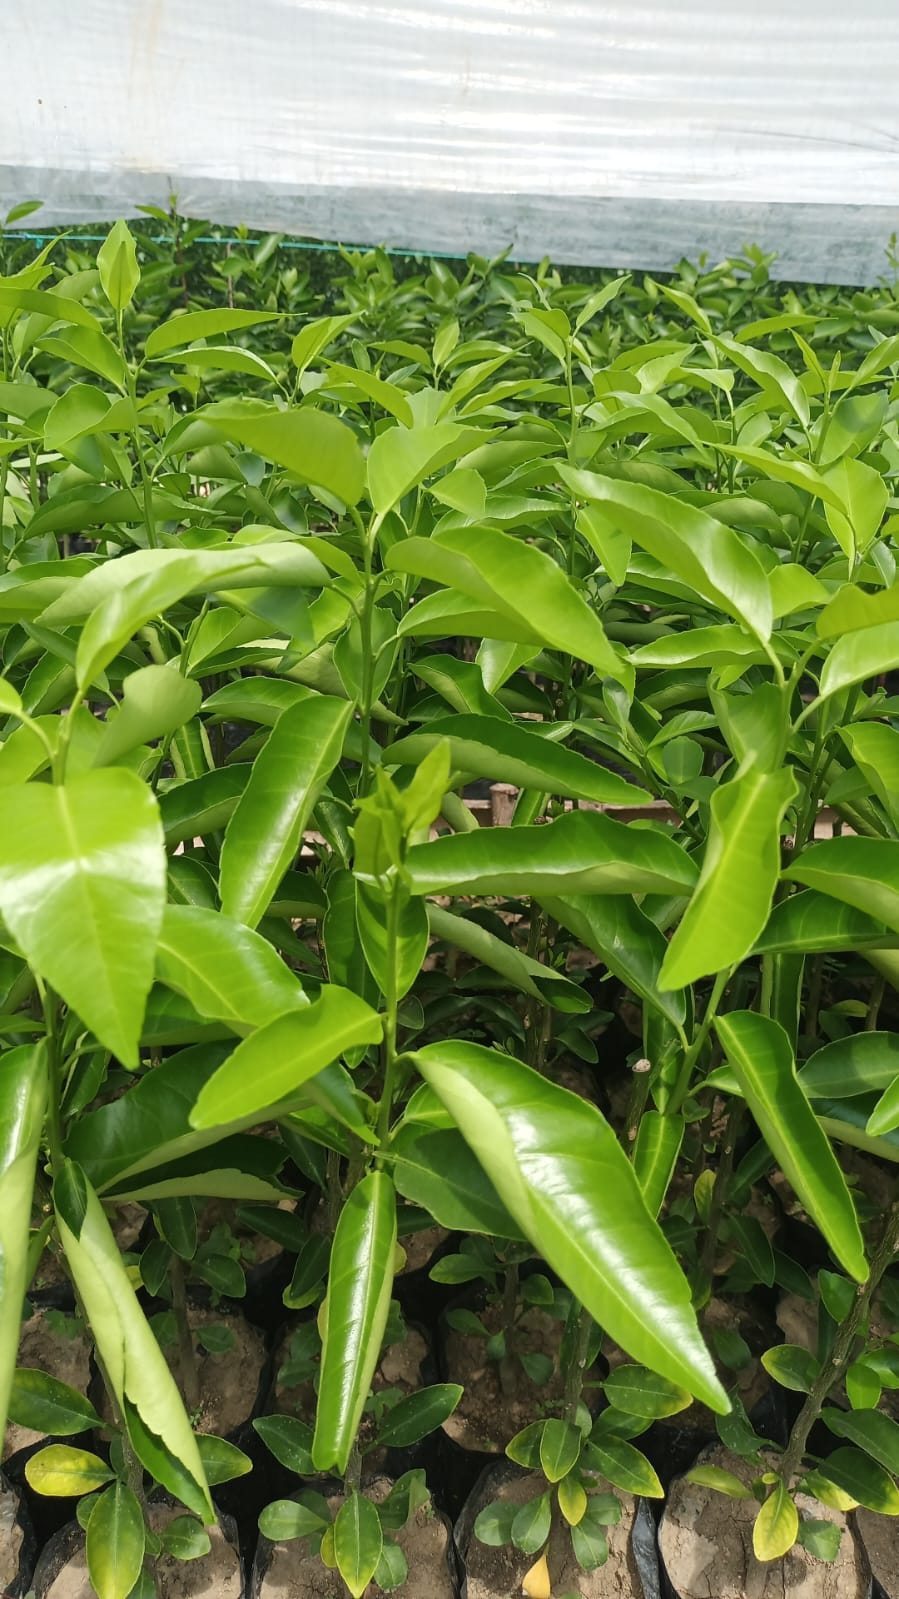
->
[196,1433,252,1486]
[543,892,686,1028]
[368,422,482,514]
[0,771,165,1064]
[716,336,810,428]
[819,1447,899,1513]
[412,1041,726,1412]
[822,1408,899,1476]
[760,1345,819,1393]
[190,987,382,1127]
[291,314,355,375]
[97,221,140,312]
[388,526,629,684]
[355,881,429,1003]
[582,1434,663,1496]
[205,400,365,505]
[559,468,773,642]
[511,1490,552,1555]
[716,1013,867,1281]
[334,1493,384,1599]
[426,905,589,1014]
[390,1124,525,1240]
[0,1044,45,1440]
[146,307,283,359]
[784,839,899,938]
[798,1033,899,1100]
[312,1172,397,1474]
[557,1475,588,1526]
[474,1501,518,1546]
[405,810,697,899]
[685,1465,753,1499]
[841,723,899,829]
[539,1419,583,1483]
[25,1445,114,1497]
[93,666,201,768]
[506,1422,546,1469]
[258,1497,330,1541]
[54,1162,213,1520]
[823,456,888,560]
[756,890,891,956]
[660,768,797,989]
[753,1480,799,1561]
[602,1365,691,1419]
[632,1113,683,1218]
[8,1368,101,1435]
[796,1518,841,1561]
[160,766,250,846]
[376,1384,462,1448]
[387,715,648,805]
[159,1515,211,1561]
[86,1483,145,1599]
[252,1415,316,1475]
[819,623,899,699]
[157,904,307,1035]
[220,696,351,928]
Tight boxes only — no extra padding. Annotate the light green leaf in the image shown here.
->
[334,1492,384,1599]
[582,1434,663,1497]
[405,810,697,899]
[97,221,140,312]
[784,838,899,937]
[412,1041,726,1412]
[0,1045,46,1440]
[753,1480,799,1561]
[312,1172,397,1474]
[544,892,687,1028]
[388,526,628,683]
[145,307,283,359]
[716,1012,867,1281]
[819,623,899,699]
[426,904,589,1014]
[840,723,899,829]
[25,1445,115,1497]
[8,1368,101,1436]
[204,399,365,505]
[86,1483,145,1599]
[0,771,165,1064]
[390,1123,525,1240]
[633,1112,684,1218]
[660,768,797,990]
[190,987,382,1127]
[559,468,773,643]
[156,905,308,1034]
[93,665,201,767]
[54,1163,213,1520]
[220,696,351,928]
[822,1407,899,1476]
[716,336,810,428]
[603,1365,691,1419]
[798,1033,899,1101]
[386,714,647,805]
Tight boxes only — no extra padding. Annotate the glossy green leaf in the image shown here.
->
[685,1465,753,1499]
[86,1483,145,1599]
[312,1171,397,1474]
[753,1479,799,1561]
[543,892,686,1027]
[822,1409,899,1475]
[841,723,899,828]
[716,336,810,428]
[798,1033,899,1100]
[0,1044,45,1441]
[220,696,351,928]
[426,904,589,1013]
[8,1368,101,1435]
[205,399,364,504]
[157,904,308,1033]
[819,1448,899,1514]
[559,468,773,642]
[145,307,283,359]
[258,1497,330,1541]
[252,1415,316,1475]
[388,526,628,683]
[25,1445,114,1497]
[539,1419,583,1483]
[756,891,892,955]
[632,1113,684,1218]
[387,715,647,805]
[406,810,697,899]
[603,1365,691,1419]
[97,221,140,313]
[760,1345,819,1393]
[390,1123,525,1239]
[716,1012,867,1281]
[817,583,899,638]
[582,1434,664,1497]
[819,623,899,699]
[660,768,796,989]
[412,1041,726,1411]
[0,771,165,1064]
[334,1492,383,1599]
[376,1384,462,1448]
[93,665,201,767]
[54,1162,213,1520]
[325,362,413,425]
[191,986,381,1127]
[196,1433,252,1486]
[784,838,899,937]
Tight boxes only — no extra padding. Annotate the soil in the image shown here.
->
[253,1478,455,1599]
[273,1322,428,1456]
[3,1311,92,1460]
[198,1198,293,1271]
[855,1506,899,1597]
[399,1225,448,1276]
[442,1302,596,1454]
[461,1466,644,1598]
[658,1445,868,1598]
[38,1507,242,1599]
[0,1480,25,1592]
[166,1305,267,1436]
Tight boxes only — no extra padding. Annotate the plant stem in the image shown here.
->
[699,1100,745,1289]
[376,878,401,1148]
[780,1201,899,1488]
[498,1263,520,1398]
[669,968,730,1114]
[38,982,65,1175]
[563,1302,593,1422]
[169,1254,201,1413]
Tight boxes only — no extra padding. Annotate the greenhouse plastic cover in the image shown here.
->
[3,0,898,283]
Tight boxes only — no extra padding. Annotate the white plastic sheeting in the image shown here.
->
[2,0,898,282]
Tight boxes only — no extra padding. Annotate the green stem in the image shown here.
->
[563,1302,594,1421]
[669,969,730,1114]
[38,982,65,1175]
[780,1201,899,1488]
[699,1100,745,1289]
[376,878,401,1148]
[169,1254,201,1413]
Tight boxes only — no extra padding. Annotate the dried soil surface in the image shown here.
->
[3,1312,91,1459]
[855,1506,899,1598]
[443,1303,593,1454]
[38,1509,241,1599]
[658,1445,869,1599]
[0,1482,25,1592]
